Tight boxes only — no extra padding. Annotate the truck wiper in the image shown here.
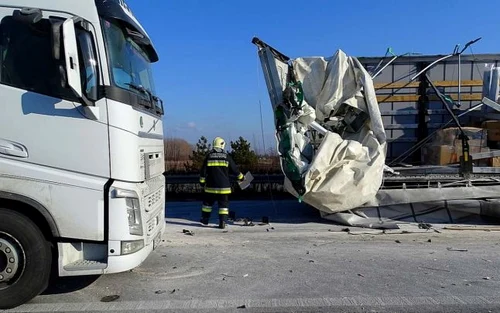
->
[126,83,163,115]
[125,82,148,96]
[125,82,153,106]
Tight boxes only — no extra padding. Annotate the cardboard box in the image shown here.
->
[423,145,456,165]
[435,127,488,147]
[423,145,489,165]
[482,120,500,141]
[454,144,489,156]
[491,157,500,167]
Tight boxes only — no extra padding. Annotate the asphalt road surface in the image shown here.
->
[4,200,500,313]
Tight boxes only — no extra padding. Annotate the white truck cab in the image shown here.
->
[0,0,165,308]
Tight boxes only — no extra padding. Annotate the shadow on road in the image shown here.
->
[42,275,100,295]
[166,199,331,225]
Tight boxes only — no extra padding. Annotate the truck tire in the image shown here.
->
[0,209,52,309]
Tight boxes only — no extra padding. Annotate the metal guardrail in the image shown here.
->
[165,174,285,184]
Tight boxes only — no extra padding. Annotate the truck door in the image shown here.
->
[0,7,110,241]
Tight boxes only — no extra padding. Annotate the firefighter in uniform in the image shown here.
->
[199,137,244,229]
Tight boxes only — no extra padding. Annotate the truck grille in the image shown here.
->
[147,211,162,235]
[139,174,165,197]
[146,188,163,212]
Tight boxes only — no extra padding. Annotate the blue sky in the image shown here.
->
[127,0,498,152]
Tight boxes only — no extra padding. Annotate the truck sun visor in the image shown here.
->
[95,0,159,62]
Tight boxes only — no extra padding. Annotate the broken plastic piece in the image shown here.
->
[100,295,120,302]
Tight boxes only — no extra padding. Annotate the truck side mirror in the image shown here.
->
[57,16,99,119]
[62,17,83,98]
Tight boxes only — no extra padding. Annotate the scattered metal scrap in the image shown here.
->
[234,218,255,226]
[447,247,468,252]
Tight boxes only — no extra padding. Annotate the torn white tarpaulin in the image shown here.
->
[254,38,500,228]
[265,49,387,213]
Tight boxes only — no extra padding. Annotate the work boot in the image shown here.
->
[218,220,226,229]
[200,210,211,226]
[218,214,228,229]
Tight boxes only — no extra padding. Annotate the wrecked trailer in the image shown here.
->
[252,37,500,228]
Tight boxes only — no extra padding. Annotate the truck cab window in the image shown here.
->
[0,16,75,100]
[76,29,99,101]
[102,19,156,99]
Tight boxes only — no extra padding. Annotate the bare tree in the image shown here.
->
[164,138,193,172]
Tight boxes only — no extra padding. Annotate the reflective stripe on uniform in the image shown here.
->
[237,173,244,180]
[219,208,229,215]
[207,160,229,167]
[204,187,232,194]
[202,206,212,213]
[199,177,206,183]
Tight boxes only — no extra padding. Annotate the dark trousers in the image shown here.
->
[201,193,229,222]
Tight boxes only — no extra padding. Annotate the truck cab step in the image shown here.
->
[63,260,107,271]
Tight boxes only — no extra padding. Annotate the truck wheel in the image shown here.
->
[0,209,52,309]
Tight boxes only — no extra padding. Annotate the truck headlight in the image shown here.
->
[112,188,144,236]
[126,198,143,236]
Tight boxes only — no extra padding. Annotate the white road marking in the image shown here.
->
[5,296,500,312]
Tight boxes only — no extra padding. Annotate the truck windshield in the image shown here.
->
[102,19,156,100]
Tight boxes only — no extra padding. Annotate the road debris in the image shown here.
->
[395,240,401,244]
[427,239,432,243]
[483,277,491,280]
[100,295,120,302]
[447,247,468,252]
[243,274,249,278]
[418,222,432,230]
[235,218,255,226]
[170,289,178,294]
[357,273,365,277]
[154,290,166,295]
[182,229,194,236]
[309,260,315,263]
[237,305,247,309]
[418,266,451,273]
[444,225,500,231]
